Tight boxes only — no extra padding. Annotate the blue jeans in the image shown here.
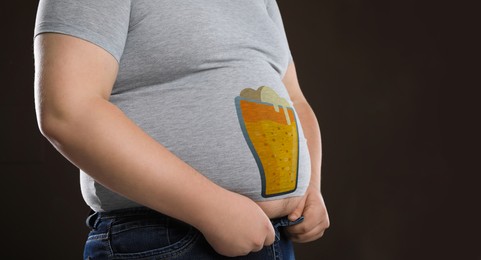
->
[83,207,304,260]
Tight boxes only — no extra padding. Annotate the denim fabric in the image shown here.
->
[83,207,303,260]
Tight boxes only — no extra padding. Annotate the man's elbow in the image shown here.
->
[35,98,82,145]
[36,108,69,146]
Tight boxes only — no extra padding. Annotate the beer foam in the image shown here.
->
[240,86,292,125]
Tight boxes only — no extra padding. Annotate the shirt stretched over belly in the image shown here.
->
[34,0,311,212]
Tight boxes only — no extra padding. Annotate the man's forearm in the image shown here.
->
[40,97,233,229]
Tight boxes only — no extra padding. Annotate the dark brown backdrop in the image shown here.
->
[1,1,479,259]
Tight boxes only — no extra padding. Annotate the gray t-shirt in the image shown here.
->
[35,0,311,212]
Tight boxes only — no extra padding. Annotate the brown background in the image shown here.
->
[1,0,479,259]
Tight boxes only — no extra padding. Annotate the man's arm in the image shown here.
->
[34,33,275,256]
[282,62,330,242]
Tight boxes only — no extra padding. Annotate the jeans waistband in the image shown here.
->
[86,207,159,229]
[86,207,304,233]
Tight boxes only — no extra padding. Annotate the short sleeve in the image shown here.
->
[34,0,131,62]
[266,0,293,64]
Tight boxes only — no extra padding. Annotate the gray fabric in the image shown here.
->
[35,0,310,212]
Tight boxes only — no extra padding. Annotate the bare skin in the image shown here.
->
[34,33,328,256]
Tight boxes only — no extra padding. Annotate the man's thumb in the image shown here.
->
[288,197,306,221]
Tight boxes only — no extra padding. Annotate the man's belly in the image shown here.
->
[256,196,304,219]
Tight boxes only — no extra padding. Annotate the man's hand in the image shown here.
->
[285,185,330,243]
[197,191,276,257]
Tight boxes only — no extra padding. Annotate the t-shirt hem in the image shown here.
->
[245,186,309,202]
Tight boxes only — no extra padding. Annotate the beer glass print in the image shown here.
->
[235,86,299,197]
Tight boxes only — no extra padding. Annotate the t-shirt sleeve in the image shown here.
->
[266,0,294,64]
[34,0,131,63]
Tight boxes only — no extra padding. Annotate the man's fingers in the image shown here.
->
[264,223,276,246]
[286,212,330,243]
[290,230,325,243]
[289,224,326,243]
[288,196,307,221]
[287,214,322,235]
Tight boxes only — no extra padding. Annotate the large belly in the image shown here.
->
[110,68,310,203]
[257,196,304,219]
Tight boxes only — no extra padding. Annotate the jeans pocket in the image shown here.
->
[108,216,199,259]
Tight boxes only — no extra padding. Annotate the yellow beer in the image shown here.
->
[236,88,299,197]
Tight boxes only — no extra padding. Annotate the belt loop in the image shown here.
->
[85,210,100,230]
